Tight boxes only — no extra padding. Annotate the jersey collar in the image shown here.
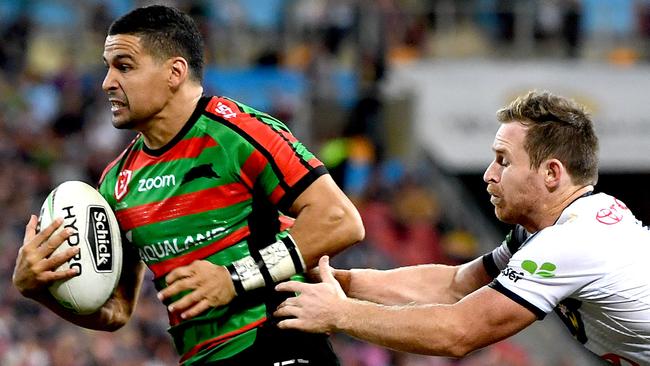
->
[554,190,596,226]
[142,96,211,157]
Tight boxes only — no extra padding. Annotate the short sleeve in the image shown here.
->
[207,97,327,211]
[489,227,600,318]
[483,225,529,278]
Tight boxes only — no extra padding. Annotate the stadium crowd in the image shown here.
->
[3,0,648,365]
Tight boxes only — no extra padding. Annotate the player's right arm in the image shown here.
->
[332,257,492,305]
[13,215,145,331]
[331,226,526,305]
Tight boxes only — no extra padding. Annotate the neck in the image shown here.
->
[140,85,203,150]
[524,185,594,233]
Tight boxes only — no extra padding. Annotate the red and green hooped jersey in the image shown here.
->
[97,96,327,364]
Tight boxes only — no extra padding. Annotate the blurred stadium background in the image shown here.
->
[2,0,649,365]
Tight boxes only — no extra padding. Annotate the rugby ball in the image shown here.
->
[38,180,123,314]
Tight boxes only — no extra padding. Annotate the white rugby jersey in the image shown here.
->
[484,193,650,365]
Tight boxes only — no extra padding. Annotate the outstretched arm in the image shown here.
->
[332,256,493,305]
[275,256,535,358]
[13,215,145,331]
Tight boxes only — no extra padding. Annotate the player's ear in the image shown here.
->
[168,57,189,89]
[543,158,563,188]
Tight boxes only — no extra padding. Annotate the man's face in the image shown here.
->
[483,122,545,225]
[102,34,171,130]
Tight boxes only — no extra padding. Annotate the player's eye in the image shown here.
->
[496,156,509,167]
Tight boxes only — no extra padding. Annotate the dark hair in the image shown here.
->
[108,5,204,82]
[496,91,599,186]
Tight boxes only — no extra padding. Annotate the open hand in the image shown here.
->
[13,215,79,298]
[157,260,236,320]
[274,256,347,334]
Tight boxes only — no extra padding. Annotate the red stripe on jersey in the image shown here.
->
[269,185,285,205]
[279,215,295,228]
[180,317,267,363]
[127,137,217,171]
[151,218,294,279]
[278,129,298,143]
[239,149,267,189]
[307,157,321,169]
[150,226,251,279]
[208,97,311,188]
[116,184,251,231]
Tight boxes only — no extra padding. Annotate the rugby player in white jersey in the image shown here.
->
[274,91,650,365]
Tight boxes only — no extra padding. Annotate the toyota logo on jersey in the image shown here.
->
[115,169,132,201]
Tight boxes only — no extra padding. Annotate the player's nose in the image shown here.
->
[483,161,499,183]
[101,68,118,93]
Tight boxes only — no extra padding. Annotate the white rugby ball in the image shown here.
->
[38,180,123,314]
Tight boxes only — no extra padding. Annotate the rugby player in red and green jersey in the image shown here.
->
[12,5,364,366]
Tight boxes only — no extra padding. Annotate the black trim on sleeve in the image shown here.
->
[203,99,328,210]
[489,280,547,320]
[482,253,501,279]
[277,165,328,211]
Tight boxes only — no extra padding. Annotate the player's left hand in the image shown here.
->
[274,256,347,334]
[157,260,235,320]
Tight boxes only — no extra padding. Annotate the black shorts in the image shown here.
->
[204,326,340,366]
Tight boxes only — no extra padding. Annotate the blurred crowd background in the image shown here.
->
[2,0,650,365]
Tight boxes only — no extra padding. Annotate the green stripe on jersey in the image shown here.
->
[292,140,317,162]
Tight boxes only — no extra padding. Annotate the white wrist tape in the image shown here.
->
[260,237,306,283]
[231,256,265,292]
[227,234,306,295]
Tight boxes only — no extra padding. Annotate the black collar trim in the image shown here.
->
[142,96,210,157]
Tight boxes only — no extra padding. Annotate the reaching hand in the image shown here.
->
[157,260,236,320]
[274,256,347,334]
[13,215,79,299]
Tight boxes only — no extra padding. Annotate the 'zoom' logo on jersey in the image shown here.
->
[138,175,176,192]
[501,267,524,283]
[87,206,113,272]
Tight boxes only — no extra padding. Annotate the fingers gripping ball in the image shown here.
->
[39,181,123,314]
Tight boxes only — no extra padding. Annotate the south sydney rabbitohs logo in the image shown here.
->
[87,206,113,272]
[115,169,132,200]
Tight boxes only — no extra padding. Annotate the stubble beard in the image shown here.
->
[494,203,517,225]
[112,114,138,130]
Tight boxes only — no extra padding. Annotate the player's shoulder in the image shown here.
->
[516,193,629,262]
[202,96,257,124]
[555,192,639,232]
[202,95,289,130]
